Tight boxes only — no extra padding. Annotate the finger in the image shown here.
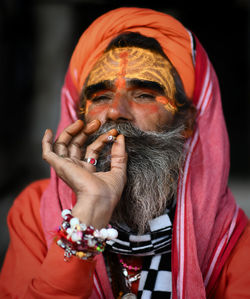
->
[84,128,118,161]
[57,119,84,144]
[43,129,93,189]
[42,129,54,159]
[110,134,127,177]
[84,119,101,135]
[53,120,84,157]
[42,129,65,166]
[68,120,101,160]
[82,129,118,172]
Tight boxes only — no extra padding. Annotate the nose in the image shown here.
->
[106,93,133,122]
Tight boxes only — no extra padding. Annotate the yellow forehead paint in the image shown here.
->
[85,100,91,115]
[86,47,177,112]
[156,96,177,114]
[79,99,91,115]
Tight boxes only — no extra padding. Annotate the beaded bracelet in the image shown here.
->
[57,209,118,261]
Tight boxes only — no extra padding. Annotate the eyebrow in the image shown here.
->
[128,79,165,95]
[84,78,165,99]
[84,80,114,99]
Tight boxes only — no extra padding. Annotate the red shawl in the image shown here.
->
[40,7,248,298]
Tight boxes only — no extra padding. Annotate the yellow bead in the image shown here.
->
[76,251,86,258]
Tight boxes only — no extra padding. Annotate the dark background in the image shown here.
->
[0,0,249,265]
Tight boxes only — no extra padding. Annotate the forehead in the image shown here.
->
[86,47,176,99]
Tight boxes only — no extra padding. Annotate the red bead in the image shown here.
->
[86,227,94,235]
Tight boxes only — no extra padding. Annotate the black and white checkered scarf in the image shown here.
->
[106,208,174,298]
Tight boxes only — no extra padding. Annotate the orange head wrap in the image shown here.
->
[69,7,195,100]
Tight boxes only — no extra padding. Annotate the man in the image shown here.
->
[0,7,249,299]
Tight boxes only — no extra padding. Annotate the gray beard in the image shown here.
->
[84,121,185,234]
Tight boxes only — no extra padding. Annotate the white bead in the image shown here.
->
[88,238,97,247]
[66,228,72,235]
[61,209,71,218]
[93,230,101,238]
[70,217,80,227]
[71,232,81,242]
[80,223,87,231]
[99,228,108,239]
[57,239,63,246]
[107,228,118,240]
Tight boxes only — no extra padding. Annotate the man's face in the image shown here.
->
[82,47,185,233]
[83,47,178,131]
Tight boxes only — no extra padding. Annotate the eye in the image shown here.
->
[91,93,112,103]
[134,93,156,102]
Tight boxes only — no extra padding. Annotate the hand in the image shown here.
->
[42,119,127,229]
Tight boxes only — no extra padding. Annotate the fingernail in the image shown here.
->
[75,119,84,125]
[87,119,100,128]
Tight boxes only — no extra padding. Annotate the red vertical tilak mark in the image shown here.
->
[115,51,128,92]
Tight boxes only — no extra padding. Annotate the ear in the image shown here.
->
[182,105,197,139]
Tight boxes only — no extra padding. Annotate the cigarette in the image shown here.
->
[107,135,116,142]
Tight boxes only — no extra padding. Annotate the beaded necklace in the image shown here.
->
[118,254,142,272]
[116,254,142,298]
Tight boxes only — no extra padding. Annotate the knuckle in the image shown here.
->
[53,143,59,152]
[70,142,81,149]
[54,141,67,147]
[90,148,100,155]
[79,131,87,138]
[53,142,67,153]
[64,129,74,138]
[85,146,99,156]
[112,155,127,164]
[42,152,48,161]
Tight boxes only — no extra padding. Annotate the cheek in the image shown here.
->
[130,102,171,131]
[86,103,109,118]
[130,102,161,114]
